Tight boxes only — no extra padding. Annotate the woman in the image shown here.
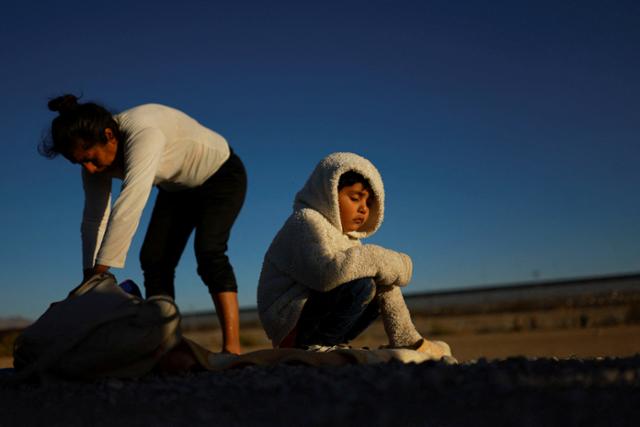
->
[41,95,247,354]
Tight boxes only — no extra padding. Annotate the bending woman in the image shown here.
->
[41,95,247,354]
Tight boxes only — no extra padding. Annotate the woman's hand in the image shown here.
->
[82,264,110,283]
[68,265,111,298]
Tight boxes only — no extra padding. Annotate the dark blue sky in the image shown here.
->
[1,0,639,318]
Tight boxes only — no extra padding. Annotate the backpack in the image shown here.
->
[12,273,181,381]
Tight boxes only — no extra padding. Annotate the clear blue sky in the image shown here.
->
[1,0,638,319]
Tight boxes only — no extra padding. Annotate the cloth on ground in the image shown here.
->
[12,273,181,382]
[182,338,453,371]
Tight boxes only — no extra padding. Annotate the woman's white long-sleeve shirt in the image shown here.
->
[81,104,230,269]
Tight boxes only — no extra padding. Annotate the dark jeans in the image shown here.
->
[295,278,380,347]
[140,151,247,299]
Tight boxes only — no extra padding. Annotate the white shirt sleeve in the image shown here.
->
[81,169,112,269]
[93,127,166,268]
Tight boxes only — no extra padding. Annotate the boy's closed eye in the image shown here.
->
[349,193,374,207]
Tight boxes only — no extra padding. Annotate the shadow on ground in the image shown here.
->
[2,355,639,427]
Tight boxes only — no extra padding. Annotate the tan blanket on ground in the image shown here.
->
[183,339,450,371]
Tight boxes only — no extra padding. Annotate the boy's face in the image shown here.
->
[338,182,371,232]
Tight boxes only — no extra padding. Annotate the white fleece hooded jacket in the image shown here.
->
[257,152,423,347]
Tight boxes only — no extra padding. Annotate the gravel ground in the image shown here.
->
[1,355,639,427]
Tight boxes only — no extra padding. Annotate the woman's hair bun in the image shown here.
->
[48,94,79,114]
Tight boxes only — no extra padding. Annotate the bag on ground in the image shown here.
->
[13,273,181,381]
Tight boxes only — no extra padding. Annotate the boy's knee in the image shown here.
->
[345,277,376,305]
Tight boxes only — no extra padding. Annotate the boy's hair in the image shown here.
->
[338,171,373,194]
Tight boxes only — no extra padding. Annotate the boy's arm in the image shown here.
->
[281,210,412,291]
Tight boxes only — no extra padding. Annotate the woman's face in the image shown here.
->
[68,128,118,174]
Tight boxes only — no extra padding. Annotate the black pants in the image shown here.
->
[140,151,247,299]
[295,278,380,347]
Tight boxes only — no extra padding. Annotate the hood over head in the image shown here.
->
[294,152,385,239]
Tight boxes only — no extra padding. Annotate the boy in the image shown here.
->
[257,152,452,359]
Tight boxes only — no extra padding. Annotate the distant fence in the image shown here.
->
[405,271,640,315]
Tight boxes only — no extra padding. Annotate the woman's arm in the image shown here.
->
[81,169,112,270]
[94,128,166,268]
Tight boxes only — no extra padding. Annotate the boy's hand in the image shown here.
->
[373,249,413,287]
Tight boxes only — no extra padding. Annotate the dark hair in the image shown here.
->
[338,171,373,193]
[39,94,122,159]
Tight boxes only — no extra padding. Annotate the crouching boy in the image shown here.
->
[257,152,452,359]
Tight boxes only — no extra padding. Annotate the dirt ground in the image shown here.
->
[2,324,639,426]
[2,323,640,369]
[2,353,639,426]
[182,322,640,360]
